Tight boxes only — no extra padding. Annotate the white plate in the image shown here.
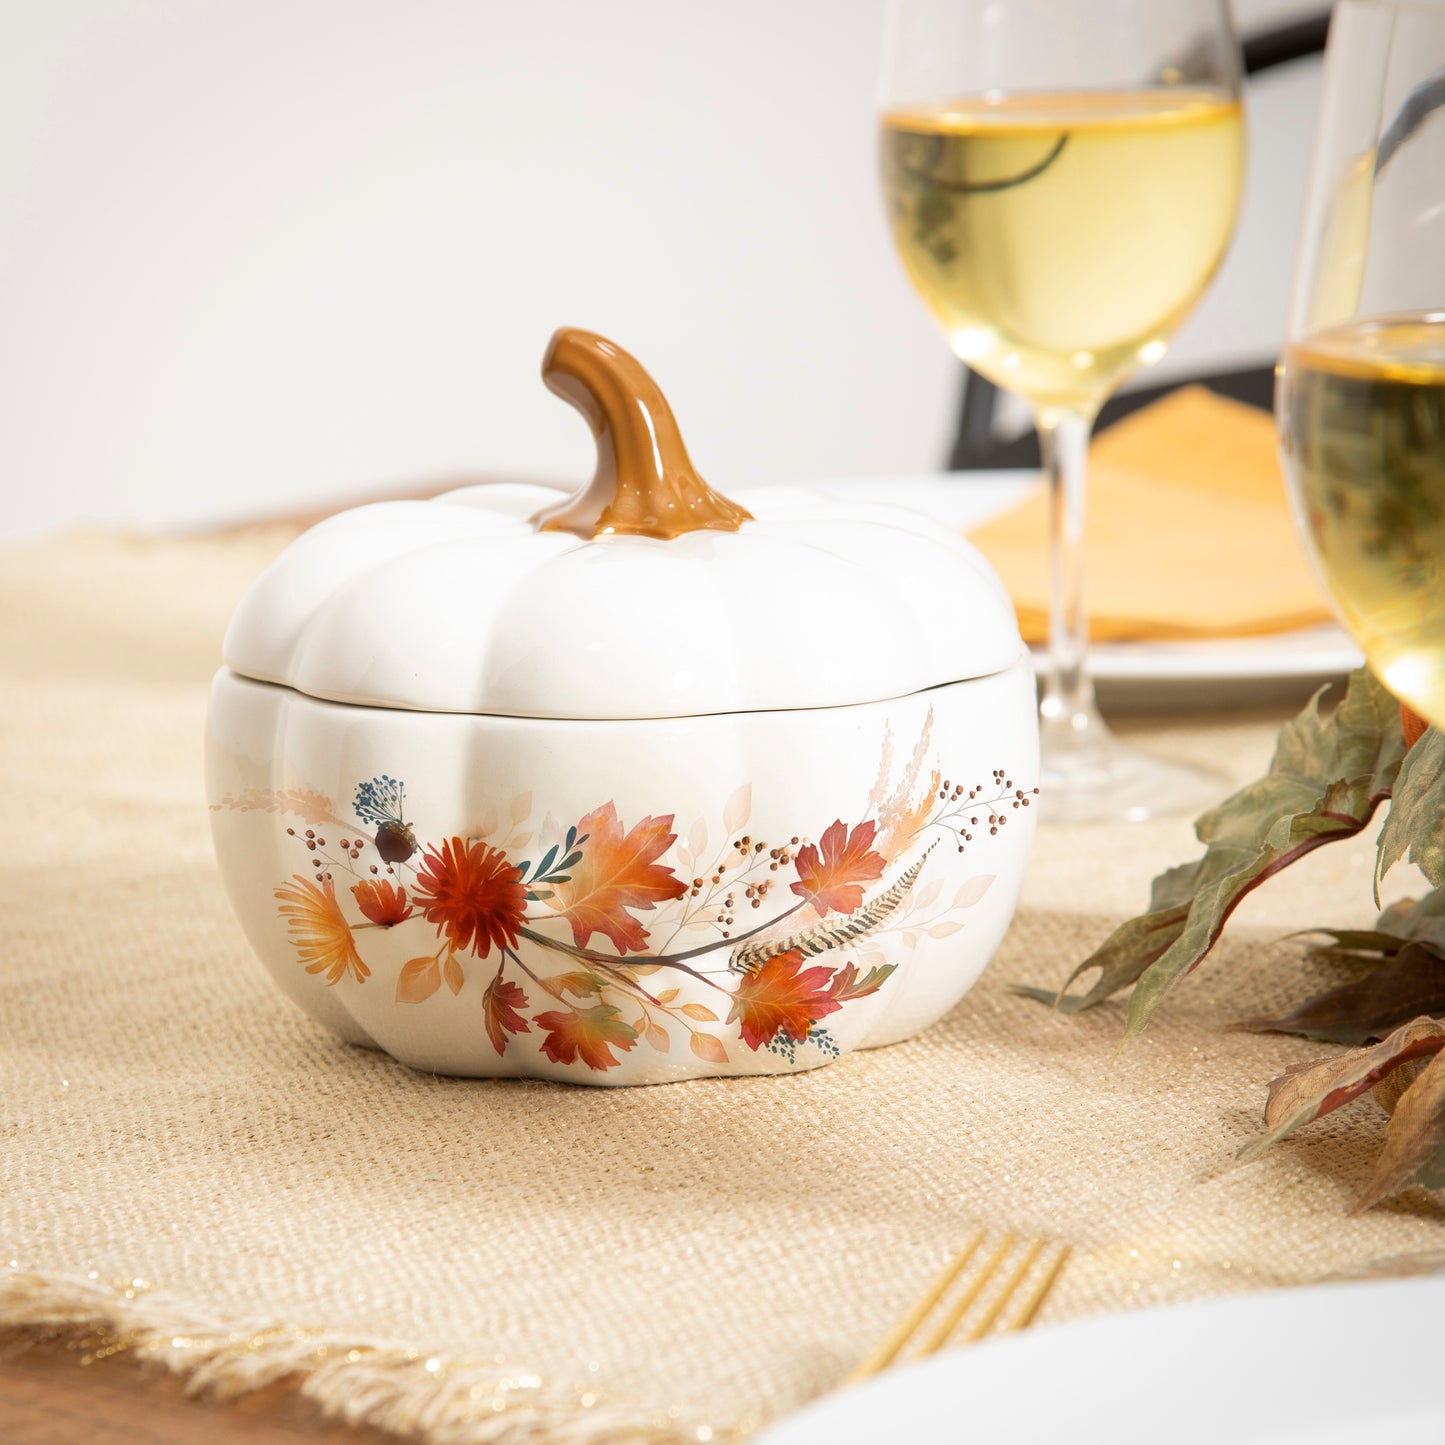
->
[810,474,1362,712]
[754,1277,1445,1445]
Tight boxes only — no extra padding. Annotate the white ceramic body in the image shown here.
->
[207,661,1039,1085]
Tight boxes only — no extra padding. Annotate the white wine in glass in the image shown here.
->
[878,1,1246,823]
[1279,1,1445,726]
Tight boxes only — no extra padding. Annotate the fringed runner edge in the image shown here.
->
[0,1269,722,1445]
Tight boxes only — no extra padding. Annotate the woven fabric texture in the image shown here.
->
[3,531,1443,1442]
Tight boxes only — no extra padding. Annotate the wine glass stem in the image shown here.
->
[1036,404,1105,744]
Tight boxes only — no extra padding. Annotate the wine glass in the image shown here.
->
[878,0,1245,822]
[1279,0,1445,727]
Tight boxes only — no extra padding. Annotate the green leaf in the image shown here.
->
[1305,891,1445,967]
[826,961,898,1003]
[1237,942,1445,1045]
[1376,886,1445,951]
[1377,726,1445,886]
[1020,669,1406,1035]
[1301,928,1411,957]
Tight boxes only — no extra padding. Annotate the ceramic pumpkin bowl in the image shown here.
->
[206,329,1040,1085]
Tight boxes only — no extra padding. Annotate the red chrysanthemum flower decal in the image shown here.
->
[351,878,412,927]
[790,819,887,917]
[413,836,527,959]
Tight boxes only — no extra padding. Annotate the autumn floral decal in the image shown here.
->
[218,717,1034,1075]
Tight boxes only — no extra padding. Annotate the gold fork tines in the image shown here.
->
[845,1234,1071,1385]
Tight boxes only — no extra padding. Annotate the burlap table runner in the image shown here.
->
[4,530,1443,1443]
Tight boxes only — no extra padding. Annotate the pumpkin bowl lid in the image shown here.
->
[221,330,1025,720]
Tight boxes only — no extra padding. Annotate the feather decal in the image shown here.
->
[730,845,935,973]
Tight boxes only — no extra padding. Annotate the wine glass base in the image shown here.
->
[1037,728,1229,825]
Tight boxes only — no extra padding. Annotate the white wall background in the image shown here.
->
[0,0,1327,540]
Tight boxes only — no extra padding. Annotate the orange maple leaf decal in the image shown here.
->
[534,1004,638,1071]
[549,803,686,953]
[727,949,844,1052]
[790,819,887,917]
[483,974,531,1056]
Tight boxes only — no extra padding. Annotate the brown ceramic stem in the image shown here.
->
[531,328,753,540]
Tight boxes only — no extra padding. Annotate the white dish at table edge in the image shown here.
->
[811,474,1362,710]
[754,1276,1444,1445]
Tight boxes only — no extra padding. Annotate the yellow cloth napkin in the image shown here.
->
[965,385,1336,643]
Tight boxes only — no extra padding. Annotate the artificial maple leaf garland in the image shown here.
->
[1024,669,1445,1212]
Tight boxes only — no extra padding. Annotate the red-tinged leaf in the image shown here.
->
[1354,1048,1445,1212]
[482,975,530,1056]
[680,1001,719,1023]
[728,949,844,1051]
[352,878,413,927]
[690,1031,729,1064]
[396,956,441,1004]
[1235,1017,1445,1164]
[549,802,686,953]
[791,819,887,917]
[1373,1055,1434,1115]
[443,952,464,996]
[535,1004,638,1071]
[1237,942,1445,1046]
[1020,669,1406,1035]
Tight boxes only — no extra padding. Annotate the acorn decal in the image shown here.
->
[353,776,417,865]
